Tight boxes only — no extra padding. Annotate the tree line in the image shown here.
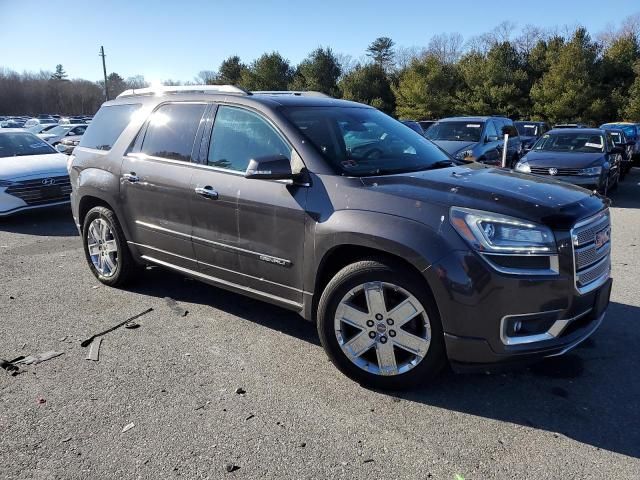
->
[1,15,639,124]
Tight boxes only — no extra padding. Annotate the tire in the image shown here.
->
[82,206,136,287]
[317,259,446,390]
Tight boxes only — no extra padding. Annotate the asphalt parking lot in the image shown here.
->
[1,171,639,480]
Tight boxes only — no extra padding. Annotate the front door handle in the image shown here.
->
[195,186,219,200]
[123,173,139,183]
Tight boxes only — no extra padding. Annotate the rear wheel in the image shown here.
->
[317,260,446,390]
[82,206,136,287]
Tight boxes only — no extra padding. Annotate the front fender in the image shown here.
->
[306,208,463,294]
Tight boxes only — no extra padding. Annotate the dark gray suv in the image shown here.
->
[69,86,612,389]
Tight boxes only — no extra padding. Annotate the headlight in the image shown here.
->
[579,166,602,176]
[455,149,475,161]
[514,159,531,173]
[450,207,556,254]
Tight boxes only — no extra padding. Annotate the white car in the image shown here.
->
[38,124,88,145]
[27,123,58,135]
[0,129,71,216]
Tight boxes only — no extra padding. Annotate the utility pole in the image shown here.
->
[99,46,109,101]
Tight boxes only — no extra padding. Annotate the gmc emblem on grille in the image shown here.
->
[42,178,56,186]
[595,228,610,249]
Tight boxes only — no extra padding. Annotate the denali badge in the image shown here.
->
[42,178,56,186]
[594,228,610,249]
[548,168,558,176]
[259,254,290,267]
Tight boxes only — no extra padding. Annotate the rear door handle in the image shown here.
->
[195,186,219,200]
[123,173,139,183]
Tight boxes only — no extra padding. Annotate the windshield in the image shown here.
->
[609,132,625,145]
[47,125,73,136]
[425,121,484,142]
[515,122,538,137]
[532,132,605,153]
[0,132,57,157]
[283,107,452,176]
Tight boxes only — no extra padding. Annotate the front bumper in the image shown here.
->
[426,242,611,370]
[546,174,600,189]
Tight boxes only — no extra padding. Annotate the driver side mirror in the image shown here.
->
[245,155,293,180]
[486,135,499,143]
[55,144,66,153]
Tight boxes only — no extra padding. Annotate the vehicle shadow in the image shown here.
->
[130,265,639,458]
[129,267,320,346]
[0,205,77,237]
[396,300,640,459]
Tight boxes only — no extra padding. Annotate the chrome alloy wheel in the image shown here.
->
[87,218,118,277]
[334,282,431,376]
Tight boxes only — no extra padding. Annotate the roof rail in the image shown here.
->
[116,84,249,98]
[252,90,331,98]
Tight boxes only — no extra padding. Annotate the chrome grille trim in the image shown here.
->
[571,210,611,294]
[530,167,581,176]
[4,175,71,206]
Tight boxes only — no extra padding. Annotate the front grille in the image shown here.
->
[5,175,71,206]
[530,167,581,176]
[571,211,611,292]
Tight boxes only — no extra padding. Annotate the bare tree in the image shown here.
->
[426,33,464,64]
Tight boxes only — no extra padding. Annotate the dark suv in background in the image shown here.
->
[426,116,522,167]
[69,86,611,389]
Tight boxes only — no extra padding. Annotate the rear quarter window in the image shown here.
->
[79,103,141,151]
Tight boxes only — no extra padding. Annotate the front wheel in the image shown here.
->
[317,260,446,390]
[82,206,136,287]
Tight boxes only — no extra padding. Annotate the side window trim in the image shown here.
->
[203,104,294,173]
[135,101,208,163]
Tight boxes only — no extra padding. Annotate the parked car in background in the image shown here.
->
[400,120,425,135]
[27,123,59,135]
[425,116,522,166]
[514,121,550,151]
[1,117,26,128]
[38,124,88,145]
[553,123,589,129]
[600,122,639,157]
[56,135,82,155]
[515,128,622,194]
[0,129,71,216]
[69,86,611,389]
[605,128,634,179]
[418,120,436,132]
[58,117,86,125]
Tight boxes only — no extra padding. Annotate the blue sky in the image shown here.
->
[0,0,638,82]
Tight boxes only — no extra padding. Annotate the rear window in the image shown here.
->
[79,103,141,151]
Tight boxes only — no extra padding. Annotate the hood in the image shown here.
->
[0,153,69,181]
[432,140,476,155]
[522,150,604,168]
[358,163,606,228]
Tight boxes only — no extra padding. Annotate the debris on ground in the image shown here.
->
[164,297,189,317]
[363,459,374,464]
[224,464,240,473]
[121,422,135,433]
[124,321,140,329]
[298,442,306,448]
[80,308,153,347]
[61,437,72,443]
[12,350,64,366]
[0,358,24,376]
[36,397,46,405]
[245,414,255,421]
[235,387,246,395]
[86,337,102,362]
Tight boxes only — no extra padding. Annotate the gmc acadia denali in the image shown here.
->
[69,85,612,389]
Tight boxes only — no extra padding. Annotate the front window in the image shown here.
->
[425,121,484,143]
[609,132,625,145]
[284,107,452,176]
[0,132,57,157]
[515,122,538,137]
[532,132,605,153]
